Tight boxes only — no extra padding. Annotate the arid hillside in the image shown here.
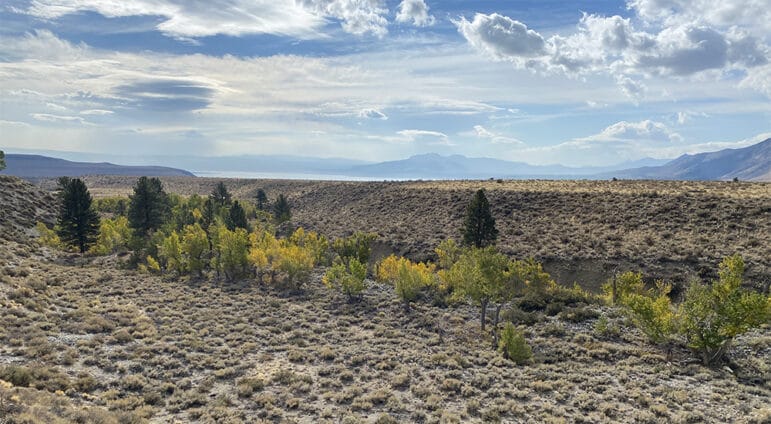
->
[1,176,770,423]
[54,176,771,291]
[0,175,57,243]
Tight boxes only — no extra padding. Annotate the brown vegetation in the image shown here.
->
[0,175,767,422]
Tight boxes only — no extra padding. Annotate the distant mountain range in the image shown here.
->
[2,154,194,178]
[602,138,770,182]
[2,138,768,181]
[346,153,668,179]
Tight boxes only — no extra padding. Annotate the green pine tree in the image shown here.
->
[210,182,232,208]
[56,177,100,253]
[255,188,268,210]
[462,189,498,248]
[273,194,291,224]
[127,176,170,237]
[0,150,5,171]
[227,200,249,231]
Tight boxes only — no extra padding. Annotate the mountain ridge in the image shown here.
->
[602,138,771,182]
[1,154,195,179]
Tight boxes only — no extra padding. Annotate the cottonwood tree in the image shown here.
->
[181,223,209,277]
[440,247,514,336]
[56,177,100,253]
[462,189,498,248]
[128,176,170,237]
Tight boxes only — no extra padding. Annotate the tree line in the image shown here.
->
[40,179,769,366]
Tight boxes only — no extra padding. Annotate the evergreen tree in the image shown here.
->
[201,198,215,230]
[56,177,100,253]
[227,201,249,231]
[127,176,170,237]
[273,194,291,224]
[462,189,498,248]
[210,182,232,208]
[255,188,268,210]
[0,150,5,171]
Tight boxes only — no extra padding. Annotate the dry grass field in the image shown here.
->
[52,176,771,291]
[1,175,768,423]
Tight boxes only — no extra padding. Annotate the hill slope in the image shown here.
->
[0,175,57,243]
[2,154,195,178]
[609,138,771,181]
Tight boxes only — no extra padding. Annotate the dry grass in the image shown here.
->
[0,175,766,423]
[0,246,769,423]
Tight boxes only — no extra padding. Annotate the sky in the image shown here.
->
[0,0,769,167]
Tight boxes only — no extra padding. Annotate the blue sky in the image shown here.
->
[1,0,769,166]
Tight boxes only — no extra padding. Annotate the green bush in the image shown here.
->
[603,271,645,305]
[623,282,677,344]
[498,323,532,365]
[679,255,770,365]
[332,232,377,266]
[619,255,771,366]
[323,257,367,302]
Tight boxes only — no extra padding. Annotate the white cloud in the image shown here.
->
[575,120,682,143]
[358,108,388,119]
[627,0,771,37]
[31,113,90,125]
[676,110,708,125]
[455,14,547,61]
[396,129,448,140]
[517,120,688,166]
[472,125,524,145]
[24,0,391,38]
[455,5,771,99]
[396,0,435,27]
[80,109,114,115]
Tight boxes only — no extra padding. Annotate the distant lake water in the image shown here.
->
[193,170,395,181]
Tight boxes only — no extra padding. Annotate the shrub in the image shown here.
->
[498,323,532,365]
[181,224,209,276]
[289,227,330,266]
[623,282,677,345]
[377,255,434,310]
[323,257,367,302]
[272,244,314,289]
[679,255,770,365]
[90,216,131,255]
[434,239,462,270]
[146,256,161,273]
[603,271,645,305]
[332,232,377,266]
[619,255,770,366]
[211,225,250,282]
[158,231,183,274]
[439,247,515,333]
[36,222,62,249]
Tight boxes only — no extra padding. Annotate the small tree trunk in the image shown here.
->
[480,298,489,332]
[491,303,504,349]
[611,272,618,304]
